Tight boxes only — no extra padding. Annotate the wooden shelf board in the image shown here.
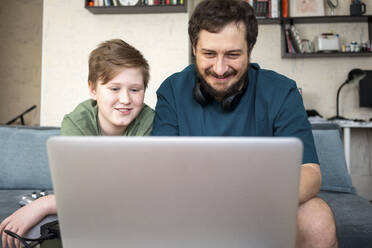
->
[85,5,187,14]
[282,51,372,58]
[283,15,372,24]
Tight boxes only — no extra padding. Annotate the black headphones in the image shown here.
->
[193,75,248,112]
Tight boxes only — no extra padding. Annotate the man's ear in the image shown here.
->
[192,46,196,57]
[88,81,97,100]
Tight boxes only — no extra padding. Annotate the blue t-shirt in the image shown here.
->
[151,63,318,164]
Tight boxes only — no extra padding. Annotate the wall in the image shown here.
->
[41,0,372,124]
[42,0,372,199]
[41,0,189,126]
[0,0,42,125]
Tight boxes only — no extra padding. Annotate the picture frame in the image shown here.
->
[290,0,325,17]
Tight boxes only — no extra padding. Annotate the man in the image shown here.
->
[151,0,337,247]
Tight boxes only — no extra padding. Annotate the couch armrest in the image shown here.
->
[312,123,356,193]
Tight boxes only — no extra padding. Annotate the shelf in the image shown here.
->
[85,4,187,14]
[282,51,372,58]
[281,15,372,58]
[282,15,372,24]
[257,18,281,25]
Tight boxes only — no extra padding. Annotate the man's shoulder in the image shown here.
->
[254,64,297,91]
[158,64,196,91]
[249,64,299,107]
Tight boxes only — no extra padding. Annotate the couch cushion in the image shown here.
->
[318,191,372,248]
[0,125,60,189]
[312,126,356,193]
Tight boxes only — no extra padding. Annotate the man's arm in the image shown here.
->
[272,84,321,204]
[299,163,321,204]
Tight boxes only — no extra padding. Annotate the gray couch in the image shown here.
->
[0,124,371,247]
[0,125,59,247]
[312,123,372,247]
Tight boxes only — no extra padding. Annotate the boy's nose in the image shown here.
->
[119,91,131,104]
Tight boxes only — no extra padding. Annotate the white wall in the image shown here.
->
[42,0,372,126]
[41,0,189,126]
[0,0,42,125]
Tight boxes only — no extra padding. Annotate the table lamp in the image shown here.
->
[329,68,366,120]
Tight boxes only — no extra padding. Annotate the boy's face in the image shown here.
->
[89,67,145,135]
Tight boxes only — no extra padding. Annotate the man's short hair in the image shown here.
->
[88,39,149,88]
[188,0,258,51]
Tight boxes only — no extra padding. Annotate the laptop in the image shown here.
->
[47,136,302,248]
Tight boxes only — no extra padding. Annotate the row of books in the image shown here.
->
[245,0,279,19]
[285,24,304,54]
[87,0,184,7]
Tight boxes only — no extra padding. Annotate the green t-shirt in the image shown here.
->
[61,99,154,136]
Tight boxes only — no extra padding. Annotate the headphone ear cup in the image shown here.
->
[221,92,243,112]
[193,80,213,106]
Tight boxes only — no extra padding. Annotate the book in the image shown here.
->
[288,25,304,53]
[246,0,254,6]
[253,0,270,18]
[271,0,279,18]
[285,27,295,54]
[282,0,288,17]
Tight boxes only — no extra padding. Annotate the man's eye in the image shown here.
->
[227,53,240,59]
[204,52,215,58]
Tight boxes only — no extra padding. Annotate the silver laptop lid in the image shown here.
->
[47,137,302,248]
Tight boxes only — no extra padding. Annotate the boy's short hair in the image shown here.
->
[88,39,149,88]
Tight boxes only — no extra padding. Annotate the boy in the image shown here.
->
[0,39,154,248]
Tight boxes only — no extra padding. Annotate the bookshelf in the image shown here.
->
[85,1,187,14]
[84,1,372,58]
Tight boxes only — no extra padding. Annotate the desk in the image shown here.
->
[331,120,372,173]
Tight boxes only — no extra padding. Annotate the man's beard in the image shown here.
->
[196,65,248,100]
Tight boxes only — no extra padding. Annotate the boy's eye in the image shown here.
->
[110,87,120,91]
[130,88,141,92]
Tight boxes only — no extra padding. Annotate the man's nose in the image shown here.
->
[213,56,228,76]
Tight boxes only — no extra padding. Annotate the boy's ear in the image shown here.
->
[88,81,97,100]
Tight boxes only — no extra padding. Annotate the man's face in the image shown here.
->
[194,21,249,99]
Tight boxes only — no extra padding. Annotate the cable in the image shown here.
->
[4,229,57,248]
[4,230,34,248]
